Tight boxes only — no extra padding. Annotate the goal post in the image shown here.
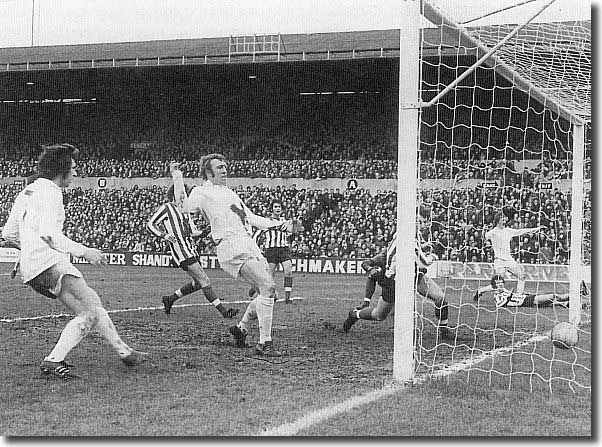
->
[393,0,422,383]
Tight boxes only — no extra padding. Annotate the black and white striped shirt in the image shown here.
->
[252,218,290,250]
[147,202,198,264]
[384,232,397,278]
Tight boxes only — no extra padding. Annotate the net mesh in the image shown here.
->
[468,21,591,120]
[413,2,591,394]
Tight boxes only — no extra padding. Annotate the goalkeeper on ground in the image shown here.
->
[342,232,452,339]
[474,274,570,308]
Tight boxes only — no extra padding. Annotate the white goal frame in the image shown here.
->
[393,0,590,382]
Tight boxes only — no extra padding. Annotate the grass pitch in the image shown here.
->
[0,264,591,436]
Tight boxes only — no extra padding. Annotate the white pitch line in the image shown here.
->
[261,333,549,436]
[261,384,404,436]
[0,297,306,324]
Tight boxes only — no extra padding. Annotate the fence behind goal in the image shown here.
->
[394,0,591,394]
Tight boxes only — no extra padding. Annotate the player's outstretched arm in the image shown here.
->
[515,225,543,236]
[82,247,109,265]
[241,202,286,230]
[170,162,190,213]
[251,215,303,234]
[40,233,107,265]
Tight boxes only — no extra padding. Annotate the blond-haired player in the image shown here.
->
[171,155,296,357]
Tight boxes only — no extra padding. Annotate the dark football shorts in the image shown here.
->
[179,256,200,272]
[264,247,292,265]
[375,266,427,304]
[377,276,396,303]
[523,293,536,307]
[415,265,427,284]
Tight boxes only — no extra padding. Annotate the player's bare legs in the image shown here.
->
[162,263,207,313]
[163,263,238,318]
[281,260,293,303]
[269,260,293,303]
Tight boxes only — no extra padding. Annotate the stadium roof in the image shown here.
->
[0,29,427,70]
[0,22,589,122]
[0,28,453,101]
[0,21,588,71]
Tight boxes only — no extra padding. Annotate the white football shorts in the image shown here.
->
[26,260,83,299]
[493,257,523,278]
[216,235,269,279]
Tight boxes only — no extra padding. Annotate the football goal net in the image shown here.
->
[394,0,591,394]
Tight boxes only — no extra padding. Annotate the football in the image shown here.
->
[551,322,579,349]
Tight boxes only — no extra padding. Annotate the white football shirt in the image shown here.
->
[2,178,84,282]
[486,227,533,261]
[182,179,281,243]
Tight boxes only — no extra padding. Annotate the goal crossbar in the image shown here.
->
[421,0,585,125]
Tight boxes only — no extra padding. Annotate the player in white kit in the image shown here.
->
[171,155,294,357]
[473,213,542,301]
[1,144,148,378]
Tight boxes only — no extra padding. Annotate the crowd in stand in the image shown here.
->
[0,116,591,264]
[0,151,588,182]
[0,129,590,181]
[418,156,577,183]
[1,180,589,266]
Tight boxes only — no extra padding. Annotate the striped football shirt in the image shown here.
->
[147,202,198,265]
[252,214,289,249]
[384,232,397,278]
